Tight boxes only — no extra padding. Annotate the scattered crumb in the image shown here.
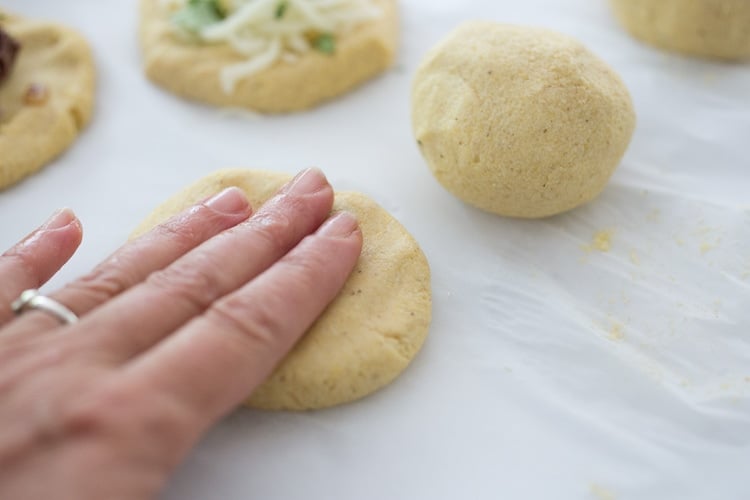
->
[646,209,660,222]
[744,377,750,383]
[590,483,616,500]
[674,236,685,246]
[608,323,625,342]
[721,383,731,391]
[629,249,640,265]
[700,238,721,255]
[584,230,614,253]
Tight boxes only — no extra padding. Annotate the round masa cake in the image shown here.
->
[411,22,635,218]
[0,13,95,190]
[132,169,432,410]
[610,0,750,60]
[138,0,399,112]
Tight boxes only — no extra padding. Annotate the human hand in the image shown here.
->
[0,168,362,500]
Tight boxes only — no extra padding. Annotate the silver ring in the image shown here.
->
[11,289,78,325]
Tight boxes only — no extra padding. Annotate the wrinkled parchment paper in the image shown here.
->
[2,0,748,498]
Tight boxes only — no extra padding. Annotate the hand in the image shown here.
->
[0,169,362,500]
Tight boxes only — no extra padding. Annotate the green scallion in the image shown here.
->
[314,33,336,55]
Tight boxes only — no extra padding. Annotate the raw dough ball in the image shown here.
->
[0,13,95,190]
[411,22,635,218]
[131,169,432,411]
[139,0,398,113]
[610,0,750,60]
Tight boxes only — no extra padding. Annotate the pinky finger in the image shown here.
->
[0,208,83,325]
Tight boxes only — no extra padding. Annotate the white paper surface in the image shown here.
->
[2,1,749,499]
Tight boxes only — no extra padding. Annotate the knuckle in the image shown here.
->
[209,294,286,352]
[60,388,121,437]
[151,214,203,250]
[61,386,193,456]
[247,209,295,254]
[145,256,225,313]
[67,264,139,303]
[280,249,323,291]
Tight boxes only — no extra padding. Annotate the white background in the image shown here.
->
[2,1,749,499]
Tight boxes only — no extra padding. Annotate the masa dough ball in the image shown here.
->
[131,169,432,411]
[139,0,398,113]
[411,22,635,218]
[610,0,750,60]
[0,13,95,190]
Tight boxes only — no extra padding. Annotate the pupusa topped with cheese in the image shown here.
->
[140,0,398,112]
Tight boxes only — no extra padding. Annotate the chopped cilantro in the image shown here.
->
[172,0,225,35]
[275,1,289,19]
[313,33,336,55]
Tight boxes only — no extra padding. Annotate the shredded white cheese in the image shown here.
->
[168,0,382,94]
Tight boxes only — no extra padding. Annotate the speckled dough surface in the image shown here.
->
[411,22,635,219]
[0,13,95,190]
[131,169,432,410]
[139,0,399,112]
[610,0,750,60]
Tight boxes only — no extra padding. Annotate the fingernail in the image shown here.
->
[205,187,249,215]
[318,211,359,238]
[284,168,327,196]
[42,208,75,231]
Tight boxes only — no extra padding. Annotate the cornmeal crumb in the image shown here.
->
[590,483,617,500]
[629,249,639,265]
[608,323,625,341]
[584,230,614,253]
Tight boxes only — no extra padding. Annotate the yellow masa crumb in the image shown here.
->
[590,483,617,500]
[700,240,720,255]
[629,249,639,265]
[584,230,614,252]
[608,323,625,341]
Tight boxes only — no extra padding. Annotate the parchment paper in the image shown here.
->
[2,1,748,498]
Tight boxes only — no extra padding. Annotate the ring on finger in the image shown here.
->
[11,289,79,326]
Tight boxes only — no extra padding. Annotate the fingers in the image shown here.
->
[76,168,335,362]
[0,209,82,326]
[3,188,252,338]
[122,211,363,428]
